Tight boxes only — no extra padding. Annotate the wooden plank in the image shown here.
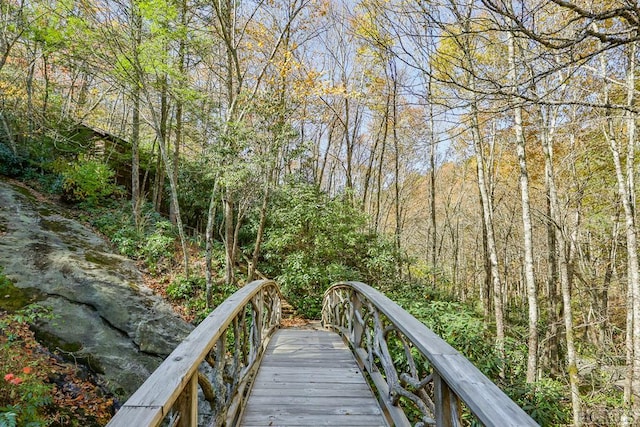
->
[239,329,388,427]
[241,414,387,426]
[252,374,367,384]
[243,402,381,415]
[247,383,373,397]
[245,396,379,407]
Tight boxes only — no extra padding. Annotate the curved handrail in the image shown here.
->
[107,279,282,427]
[322,281,539,427]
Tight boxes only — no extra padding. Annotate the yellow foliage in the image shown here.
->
[431,20,507,83]
[0,80,25,99]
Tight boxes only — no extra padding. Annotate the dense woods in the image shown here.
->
[1,0,639,425]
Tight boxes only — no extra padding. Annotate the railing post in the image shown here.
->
[434,372,461,427]
[175,373,198,427]
[252,292,263,360]
[350,290,363,348]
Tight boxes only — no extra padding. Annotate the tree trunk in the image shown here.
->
[170,101,182,225]
[391,62,402,277]
[428,75,438,286]
[541,109,581,426]
[223,190,235,285]
[136,76,190,279]
[374,94,390,234]
[543,174,561,377]
[131,85,141,226]
[205,182,218,308]
[170,6,186,225]
[471,106,505,360]
[362,116,381,212]
[598,39,640,425]
[153,72,170,213]
[248,184,270,282]
[508,33,538,383]
[131,4,142,225]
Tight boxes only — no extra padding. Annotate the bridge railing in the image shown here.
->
[107,279,281,427]
[322,281,539,427]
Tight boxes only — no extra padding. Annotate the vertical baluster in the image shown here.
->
[175,373,198,427]
[254,292,263,347]
[434,372,461,427]
[351,291,363,348]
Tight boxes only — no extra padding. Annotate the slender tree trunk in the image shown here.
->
[248,183,271,282]
[428,75,438,286]
[205,181,218,308]
[318,120,335,188]
[480,190,491,319]
[223,190,235,285]
[136,76,190,278]
[26,44,35,136]
[471,106,505,361]
[343,97,353,191]
[391,62,402,277]
[374,95,390,234]
[541,110,581,426]
[131,4,142,225]
[625,40,640,424]
[601,212,618,347]
[544,164,561,377]
[170,5,186,225]
[170,101,182,225]
[153,72,169,213]
[131,88,141,225]
[598,39,640,425]
[42,53,50,120]
[362,117,381,212]
[508,33,538,383]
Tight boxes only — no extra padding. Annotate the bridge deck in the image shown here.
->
[240,328,388,426]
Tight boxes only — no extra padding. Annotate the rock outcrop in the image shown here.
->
[0,180,193,399]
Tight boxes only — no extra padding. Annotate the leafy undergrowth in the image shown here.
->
[0,309,114,426]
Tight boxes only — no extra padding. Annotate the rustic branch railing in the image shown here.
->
[107,279,281,427]
[322,281,539,427]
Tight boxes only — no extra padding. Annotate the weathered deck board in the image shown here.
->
[239,328,388,427]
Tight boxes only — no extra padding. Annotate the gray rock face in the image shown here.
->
[0,180,193,399]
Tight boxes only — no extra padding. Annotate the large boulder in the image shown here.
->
[0,180,193,399]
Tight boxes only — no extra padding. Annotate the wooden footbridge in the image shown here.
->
[107,280,538,427]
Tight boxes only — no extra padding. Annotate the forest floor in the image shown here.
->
[0,311,114,426]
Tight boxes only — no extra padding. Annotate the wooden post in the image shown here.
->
[351,290,363,349]
[175,373,198,427]
[254,292,264,346]
[434,372,461,427]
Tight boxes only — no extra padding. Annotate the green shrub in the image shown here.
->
[0,143,23,177]
[261,182,389,318]
[397,298,502,379]
[142,221,175,274]
[61,159,118,205]
[111,225,140,258]
[167,276,204,300]
[505,379,570,425]
[90,204,178,274]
